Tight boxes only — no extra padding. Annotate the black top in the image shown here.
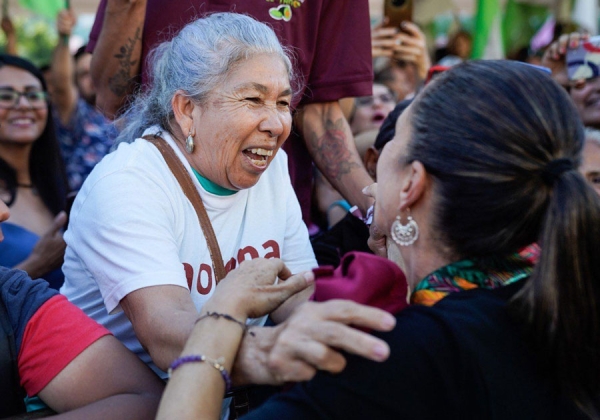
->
[243,282,586,420]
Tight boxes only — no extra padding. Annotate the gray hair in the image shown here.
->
[585,127,600,147]
[115,12,297,144]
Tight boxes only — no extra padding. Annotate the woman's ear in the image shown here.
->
[171,90,195,135]
[398,161,428,211]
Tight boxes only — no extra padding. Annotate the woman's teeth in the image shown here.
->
[249,148,273,156]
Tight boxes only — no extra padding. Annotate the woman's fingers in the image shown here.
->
[372,26,399,40]
[50,211,67,236]
[268,300,395,377]
[268,340,347,382]
[212,259,313,319]
[368,221,387,258]
[311,300,395,332]
[394,45,423,58]
[245,271,314,318]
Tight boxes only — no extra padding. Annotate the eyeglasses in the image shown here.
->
[355,92,396,107]
[0,89,48,109]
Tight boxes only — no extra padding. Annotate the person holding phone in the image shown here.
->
[542,32,600,129]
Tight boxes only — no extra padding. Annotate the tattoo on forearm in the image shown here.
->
[108,27,142,96]
[309,118,360,181]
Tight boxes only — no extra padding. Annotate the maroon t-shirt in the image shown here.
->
[88,0,373,224]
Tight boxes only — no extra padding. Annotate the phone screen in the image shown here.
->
[566,36,600,81]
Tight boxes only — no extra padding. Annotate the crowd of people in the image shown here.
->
[1,0,600,419]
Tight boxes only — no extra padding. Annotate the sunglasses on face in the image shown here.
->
[0,89,48,109]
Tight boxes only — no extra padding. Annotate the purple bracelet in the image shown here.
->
[168,354,232,394]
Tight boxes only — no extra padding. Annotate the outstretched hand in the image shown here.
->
[1,16,14,37]
[205,258,314,320]
[232,299,396,386]
[57,9,76,37]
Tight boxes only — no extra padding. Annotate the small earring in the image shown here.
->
[185,131,195,154]
[390,209,419,246]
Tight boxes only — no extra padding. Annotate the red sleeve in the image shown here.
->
[86,0,107,54]
[18,295,111,396]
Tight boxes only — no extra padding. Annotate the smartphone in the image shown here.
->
[384,0,413,29]
[566,36,600,81]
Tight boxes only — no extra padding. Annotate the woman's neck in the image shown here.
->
[402,240,452,291]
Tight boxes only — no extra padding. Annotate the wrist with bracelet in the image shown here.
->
[195,311,247,331]
[168,354,232,394]
[167,311,247,394]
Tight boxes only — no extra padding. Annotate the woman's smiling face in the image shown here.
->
[188,53,293,191]
[0,65,48,147]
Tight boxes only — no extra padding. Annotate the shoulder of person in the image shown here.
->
[0,267,57,350]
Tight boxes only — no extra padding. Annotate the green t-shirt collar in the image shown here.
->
[192,168,237,196]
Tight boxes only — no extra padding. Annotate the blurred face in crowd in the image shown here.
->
[453,34,472,60]
[581,137,600,196]
[186,53,292,191]
[382,62,418,103]
[350,83,396,135]
[75,52,96,106]
[569,77,600,128]
[0,65,48,148]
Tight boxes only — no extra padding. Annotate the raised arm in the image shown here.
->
[51,9,78,125]
[298,101,374,215]
[1,16,17,56]
[91,0,147,119]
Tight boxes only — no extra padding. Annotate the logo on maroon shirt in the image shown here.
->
[267,0,304,22]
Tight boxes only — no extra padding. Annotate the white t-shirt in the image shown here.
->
[60,126,317,377]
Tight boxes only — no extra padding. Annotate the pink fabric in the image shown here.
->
[312,252,408,315]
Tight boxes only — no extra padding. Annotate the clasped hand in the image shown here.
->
[209,258,396,386]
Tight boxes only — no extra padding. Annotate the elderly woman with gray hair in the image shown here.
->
[60,12,394,411]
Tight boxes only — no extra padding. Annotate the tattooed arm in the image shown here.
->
[298,101,374,214]
[91,0,146,120]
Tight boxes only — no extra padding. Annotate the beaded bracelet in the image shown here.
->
[196,311,246,332]
[168,354,232,393]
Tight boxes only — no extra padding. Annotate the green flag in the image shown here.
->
[502,0,549,56]
[18,0,66,19]
[472,0,504,59]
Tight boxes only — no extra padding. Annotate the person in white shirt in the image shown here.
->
[61,13,392,410]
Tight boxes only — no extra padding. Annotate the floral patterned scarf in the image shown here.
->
[410,244,540,306]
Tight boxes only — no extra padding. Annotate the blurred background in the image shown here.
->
[0,0,597,67]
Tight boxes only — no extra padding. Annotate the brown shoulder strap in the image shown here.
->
[143,135,227,283]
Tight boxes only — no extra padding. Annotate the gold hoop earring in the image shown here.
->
[390,209,419,246]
